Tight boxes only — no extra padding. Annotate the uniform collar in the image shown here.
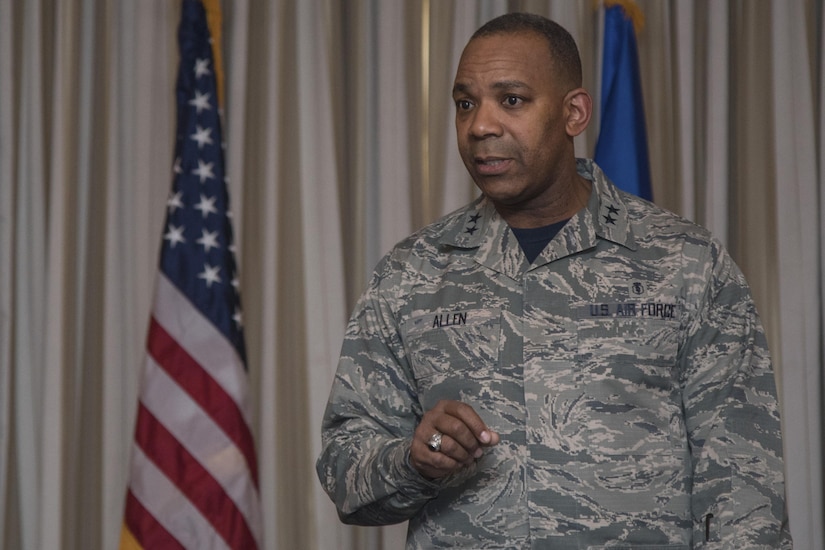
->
[438,159,638,278]
[574,158,638,252]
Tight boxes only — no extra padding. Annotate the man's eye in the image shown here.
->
[456,99,473,110]
[504,96,522,106]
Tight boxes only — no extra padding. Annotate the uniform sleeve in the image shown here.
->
[315,264,440,526]
[679,239,792,548]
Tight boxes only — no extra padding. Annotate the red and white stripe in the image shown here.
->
[124,274,261,548]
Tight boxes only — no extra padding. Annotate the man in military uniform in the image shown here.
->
[317,12,792,548]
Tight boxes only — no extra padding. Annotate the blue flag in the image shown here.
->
[594,2,652,201]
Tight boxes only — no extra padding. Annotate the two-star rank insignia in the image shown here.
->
[465,212,481,235]
[602,204,619,225]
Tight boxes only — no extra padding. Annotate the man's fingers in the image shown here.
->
[429,433,475,464]
[440,400,499,448]
[410,400,499,479]
[432,414,479,454]
[479,429,500,446]
[411,436,467,479]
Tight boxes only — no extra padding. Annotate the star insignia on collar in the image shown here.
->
[464,212,481,235]
[602,203,619,225]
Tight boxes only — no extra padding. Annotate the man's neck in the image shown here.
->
[498,175,592,229]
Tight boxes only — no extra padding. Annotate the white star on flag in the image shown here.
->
[191,125,214,149]
[197,228,221,252]
[192,159,215,183]
[163,224,186,248]
[194,194,218,218]
[189,90,212,114]
[194,57,211,78]
[198,263,222,287]
[167,191,184,213]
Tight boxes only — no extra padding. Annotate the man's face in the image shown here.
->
[452,31,576,214]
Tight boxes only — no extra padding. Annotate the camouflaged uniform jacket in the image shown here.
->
[317,159,792,549]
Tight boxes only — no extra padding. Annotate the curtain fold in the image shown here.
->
[1,1,822,549]
[99,0,179,545]
[771,1,825,547]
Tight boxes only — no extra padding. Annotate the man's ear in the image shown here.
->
[564,88,592,137]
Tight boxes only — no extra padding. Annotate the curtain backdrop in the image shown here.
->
[1,0,822,548]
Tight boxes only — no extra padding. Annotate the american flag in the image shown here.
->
[120,1,262,548]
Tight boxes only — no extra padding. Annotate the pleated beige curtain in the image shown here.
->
[1,1,822,549]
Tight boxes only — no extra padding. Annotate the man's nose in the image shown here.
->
[468,101,503,139]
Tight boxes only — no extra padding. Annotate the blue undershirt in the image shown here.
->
[510,219,569,264]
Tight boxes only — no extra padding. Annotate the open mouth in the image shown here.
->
[475,157,512,176]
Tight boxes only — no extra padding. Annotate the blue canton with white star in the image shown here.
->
[160,0,246,362]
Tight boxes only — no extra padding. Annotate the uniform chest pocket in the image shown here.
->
[401,309,501,382]
[563,312,685,457]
